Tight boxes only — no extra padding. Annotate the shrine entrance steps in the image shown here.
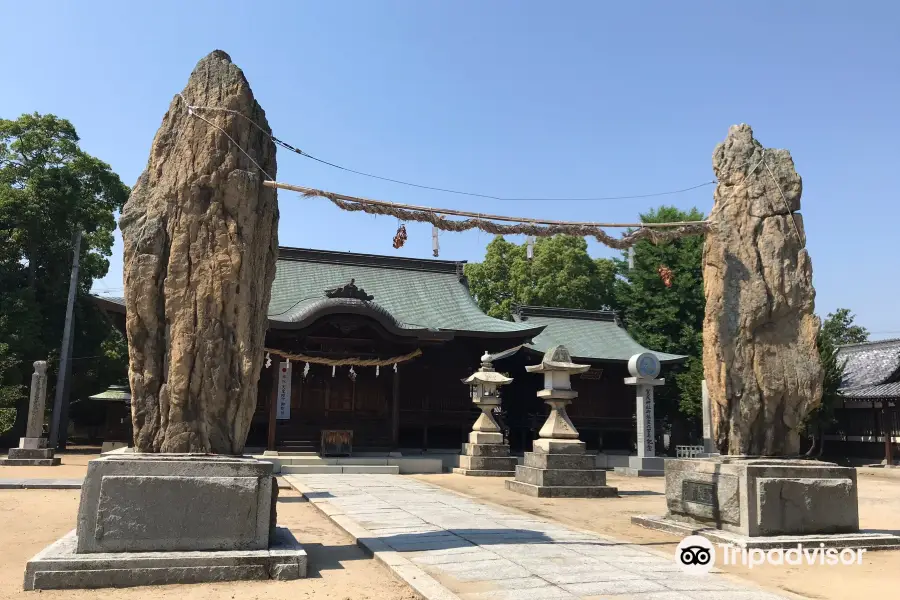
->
[254,452,443,475]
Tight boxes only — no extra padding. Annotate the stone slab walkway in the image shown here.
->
[0,479,83,489]
[285,474,794,600]
[0,477,293,490]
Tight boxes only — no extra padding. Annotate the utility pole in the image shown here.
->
[49,230,82,450]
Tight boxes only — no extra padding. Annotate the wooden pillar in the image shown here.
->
[422,394,429,451]
[267,358,279,452]
[391,366,400,449]
[885,405,894,466]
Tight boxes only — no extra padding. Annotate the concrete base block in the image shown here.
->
[460,443,512,457]
[0,457,61,466]
[23,528,307,590]
[9,447,55,460]
[468,431,503,445]
[505,479,618,498]
[631,515,900,550]
[458,454,517,473]
[524,452,594,470]
[664,457,861,537]
[514,465,609,487]
[76,454,276,554]
[19,437,47,450]
[613,456,665,477]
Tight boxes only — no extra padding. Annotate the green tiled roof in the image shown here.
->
[93,248,543,339]
[271,248,542,337]
[513,306,687,363]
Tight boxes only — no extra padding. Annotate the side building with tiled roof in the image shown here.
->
[487,306,686,453]
[93,247,682,454]
[825,339,900,463]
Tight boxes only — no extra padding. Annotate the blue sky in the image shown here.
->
[2,1,898,338]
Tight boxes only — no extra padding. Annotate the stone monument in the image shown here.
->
[453,352,517,476]
[633,124,900,550]
[615,352,665,477]
[24,51,306,590]
[1,361,60,466]
[506,345,618,498]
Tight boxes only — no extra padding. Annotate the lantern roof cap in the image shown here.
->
[525,344,590,374]
[461,370,513,385]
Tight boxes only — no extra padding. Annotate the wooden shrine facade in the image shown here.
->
[92,248,685,454]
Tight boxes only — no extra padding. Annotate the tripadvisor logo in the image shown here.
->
[676,535,867,574]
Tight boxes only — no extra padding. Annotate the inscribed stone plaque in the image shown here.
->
[683,480,716,506]
[93,475,261,552]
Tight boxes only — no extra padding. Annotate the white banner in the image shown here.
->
[276,361,292,420]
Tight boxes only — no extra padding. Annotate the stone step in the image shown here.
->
[524,452,595,471]
[280,465,399,475]
[505,479,618,498]
[452,468,515,477]
[460,443,512,457]
[514,465,608,487]
[278,457,392,466]
[458,455,517,472]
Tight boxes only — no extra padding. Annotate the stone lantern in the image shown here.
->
[453,352,518,476]
[505,345,618,497]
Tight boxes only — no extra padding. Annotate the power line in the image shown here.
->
[183,103,716,203]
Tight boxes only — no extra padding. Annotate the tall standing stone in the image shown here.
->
[25,361,49,441]
[2,361,60,465]
[703,124,823,456]
[119,50,279,454]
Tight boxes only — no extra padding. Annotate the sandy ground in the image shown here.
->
[413,471,900,600]
[4,455,899,599]
[0,484,417,599]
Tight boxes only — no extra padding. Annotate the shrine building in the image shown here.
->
[93,246,684,454]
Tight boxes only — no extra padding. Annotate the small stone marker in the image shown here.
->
[453,352,517,476]
[2,361,60,466]
[700,380,720,456]
[616,353,665,476]
[505,345,618,497]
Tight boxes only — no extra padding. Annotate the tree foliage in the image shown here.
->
[0,113,129,439]
[614,206,707,419]
[820,308,869,346]
[803,309,869,454]
[465,235,617,320]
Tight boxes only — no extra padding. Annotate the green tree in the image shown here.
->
[0,113,129,440]
[465,235,617,320]
[614,206,707,420]
[803,308,868,456]
[820,308,869,346]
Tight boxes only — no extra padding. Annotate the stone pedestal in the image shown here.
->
[24,454,307,589]
[1,361,60,466]
[505,345,618,498]
[454,442,517,477]
[632,456,900,549]
[506,438,618,498]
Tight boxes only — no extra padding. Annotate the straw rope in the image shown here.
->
[265,347,422,367]
[265,181,710,250]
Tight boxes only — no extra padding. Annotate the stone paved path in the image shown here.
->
[285,474,794,600]
[0,478,82,489]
